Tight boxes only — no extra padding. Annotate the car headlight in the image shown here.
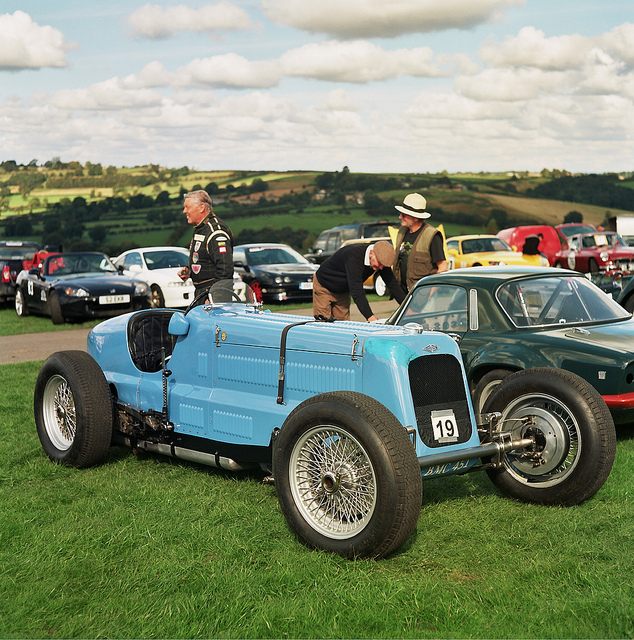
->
[600,251,609,263]
[274,276,283,284]
[540,256,549,266]
[63,286,89,297]
[256,272,274,285]
[134,282,149,295]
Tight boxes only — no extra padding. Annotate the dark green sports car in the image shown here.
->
[386,266,634,424]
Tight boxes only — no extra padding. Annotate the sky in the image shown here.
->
[1,0,632,174]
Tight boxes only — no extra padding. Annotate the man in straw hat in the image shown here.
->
[313,240,406,322]
[393,193,448,291]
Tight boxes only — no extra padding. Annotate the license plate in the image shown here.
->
[99,294,130,305]
[430,409,459,443]
[299,282,313,290]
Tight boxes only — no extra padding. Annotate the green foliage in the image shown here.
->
[529,174,634,212]
[0,361,633,638]
[564,210,584,223]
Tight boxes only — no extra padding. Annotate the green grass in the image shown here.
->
[0,307,102,336]
[1,361,633,638]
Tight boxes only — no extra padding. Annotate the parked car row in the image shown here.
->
[9,221,634,325]
[497,223,634,275]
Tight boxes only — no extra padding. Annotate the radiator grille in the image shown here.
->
[408,354,472,448]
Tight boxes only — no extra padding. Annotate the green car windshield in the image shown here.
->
[497,275,630,327]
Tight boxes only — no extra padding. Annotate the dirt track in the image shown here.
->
[0,299,400,365]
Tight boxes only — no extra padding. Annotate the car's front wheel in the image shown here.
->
[274,391,422,559]
[34,351,113,468]
[49,291,64,324]
[15,287,29,317]
[482,368,615,506]
[150,284,165,308]
[472,368,514,414]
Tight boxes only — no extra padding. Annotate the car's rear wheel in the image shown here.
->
[49,291,64,324]
[472,368,514,414]
[274,391,422,559]
[482,368,615,506]
[150,284,165,308]
[34,351,113,468]
[588,258,599,273]
[15,287,29,317]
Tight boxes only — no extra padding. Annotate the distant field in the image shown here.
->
[485,194,632,226]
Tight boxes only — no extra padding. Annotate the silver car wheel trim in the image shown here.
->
[289,425,378,539]
[43,375,76,451]
[499,393,580,487]
[15,290,24,315]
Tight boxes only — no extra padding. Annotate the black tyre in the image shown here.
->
[34,351,113,468]
[472,368,514,414]
[482,368,615,506]
[588,258,599,273]
[274,391,422,559]
[622,294,634,314]
[15,287,29,317]
[49,291,64,324]
[150,284,165,308]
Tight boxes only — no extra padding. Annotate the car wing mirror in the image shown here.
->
[168,312,190,336]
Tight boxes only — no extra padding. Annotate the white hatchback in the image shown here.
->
[113,246,195,308]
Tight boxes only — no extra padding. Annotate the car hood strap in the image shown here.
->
[277,320,316,405]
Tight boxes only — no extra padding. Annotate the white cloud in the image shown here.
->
[123,61,176,89]
[314,89,359,112]
[177,53,281,88]
[601,23,634,66]
[128,2,256,39]
[280,41,449,82]
[478,26,588,70]
[172,40,450,89]
[455,67,570,101]
[48,78,163,110]
[0,10,76,70]
[466,23,634,101]
[262,0,525,39]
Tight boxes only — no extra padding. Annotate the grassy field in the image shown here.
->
[1,360,633,638]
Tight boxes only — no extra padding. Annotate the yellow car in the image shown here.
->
[446,235,549,269]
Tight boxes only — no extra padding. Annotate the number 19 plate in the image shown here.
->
[430,409,459,443]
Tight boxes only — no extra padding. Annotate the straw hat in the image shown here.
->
[395,193,430,219]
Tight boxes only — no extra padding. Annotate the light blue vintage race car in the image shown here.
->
[34,290,616,559]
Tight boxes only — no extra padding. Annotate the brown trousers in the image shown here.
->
[312,274,350,320]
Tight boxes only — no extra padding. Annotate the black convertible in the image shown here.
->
[15,252,151,324]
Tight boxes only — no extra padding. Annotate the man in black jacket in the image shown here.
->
[313,240,406,321]
[178,190,234,302]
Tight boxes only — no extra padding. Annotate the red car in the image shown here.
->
[553,231,634,273]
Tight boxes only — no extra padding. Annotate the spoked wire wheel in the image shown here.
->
[274,391,422,559]
[35,351,113,467]
[288,424,377,539]
[42,374,77,452]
